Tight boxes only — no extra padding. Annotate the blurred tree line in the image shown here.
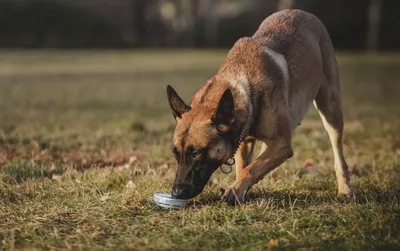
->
[0,0,398,50]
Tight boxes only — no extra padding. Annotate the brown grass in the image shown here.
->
[0,51,399,250]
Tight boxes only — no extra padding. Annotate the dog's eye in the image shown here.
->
[192,151,202,160]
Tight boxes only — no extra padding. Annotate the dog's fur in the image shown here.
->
[167,9,353,204]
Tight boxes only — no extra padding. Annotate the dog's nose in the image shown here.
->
[171,185,192,199]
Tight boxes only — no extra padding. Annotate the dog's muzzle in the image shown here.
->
[171,184,201,199]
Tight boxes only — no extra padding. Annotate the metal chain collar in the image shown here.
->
[219,128,245,174]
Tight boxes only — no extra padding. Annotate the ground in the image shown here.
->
[0,51,399,250]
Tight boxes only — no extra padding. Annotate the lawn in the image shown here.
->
[0,50,399,250]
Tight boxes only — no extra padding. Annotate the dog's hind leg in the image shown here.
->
[313,84,353,198]
[313,30,353,198]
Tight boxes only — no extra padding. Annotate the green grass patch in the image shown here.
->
[0,51,399,250]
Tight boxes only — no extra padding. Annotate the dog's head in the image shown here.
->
[166,84,235,199]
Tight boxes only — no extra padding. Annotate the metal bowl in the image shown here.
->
[153,193,187,210]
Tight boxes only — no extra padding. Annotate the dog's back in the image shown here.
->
[218,9,339,131]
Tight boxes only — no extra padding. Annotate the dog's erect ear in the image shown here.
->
[166,85,191,119]
[212,89,234,132]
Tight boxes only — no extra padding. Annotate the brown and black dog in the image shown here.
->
[166,9,353,204]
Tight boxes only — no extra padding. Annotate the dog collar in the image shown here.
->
[220,128,245,174]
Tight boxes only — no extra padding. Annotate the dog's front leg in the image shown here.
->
[234,137,257,172]
[223,138,293,205]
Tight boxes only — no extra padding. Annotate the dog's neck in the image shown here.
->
[191,74,254,152]
[219,74,254,143]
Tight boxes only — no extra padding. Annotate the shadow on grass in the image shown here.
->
[248,184,400,206]
[185,182,400,209]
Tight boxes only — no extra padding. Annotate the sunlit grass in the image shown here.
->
[0,51,399,250]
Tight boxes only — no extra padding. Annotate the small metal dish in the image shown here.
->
[153,193,187,210]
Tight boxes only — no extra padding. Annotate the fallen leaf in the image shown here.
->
[49,163,56,172]
[31,140,40,151]
[302,159,320,176]
[267,239,279,249]
[52,174,63,183]
[303,159,313,168]
[126,180,137,190]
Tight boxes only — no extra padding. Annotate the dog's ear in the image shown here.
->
[212,89,234,133]
[166,85,191,120]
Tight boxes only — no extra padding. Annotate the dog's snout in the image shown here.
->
[171,185,189,199]
[171,184,196,199]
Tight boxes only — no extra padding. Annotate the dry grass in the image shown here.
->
[0,51,399,250]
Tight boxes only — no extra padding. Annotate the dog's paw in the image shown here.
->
[221,181,249,205]
[222,186,242,205]
[338,183,354,199]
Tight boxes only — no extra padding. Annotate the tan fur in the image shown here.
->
[168,10,353,204]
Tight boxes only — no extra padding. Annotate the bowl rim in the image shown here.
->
[153,193,187,207]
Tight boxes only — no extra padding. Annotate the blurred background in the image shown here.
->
[0,0,398,51]
[1,1,400,249]
[0,0,399,170]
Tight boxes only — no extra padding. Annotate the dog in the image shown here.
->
[166,9,353,205]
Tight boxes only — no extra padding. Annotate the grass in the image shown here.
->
[0,50,399,250]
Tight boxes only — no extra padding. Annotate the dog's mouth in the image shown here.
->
[171,172,213,199]
[171,184,204,199]
[171,160,221,199]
